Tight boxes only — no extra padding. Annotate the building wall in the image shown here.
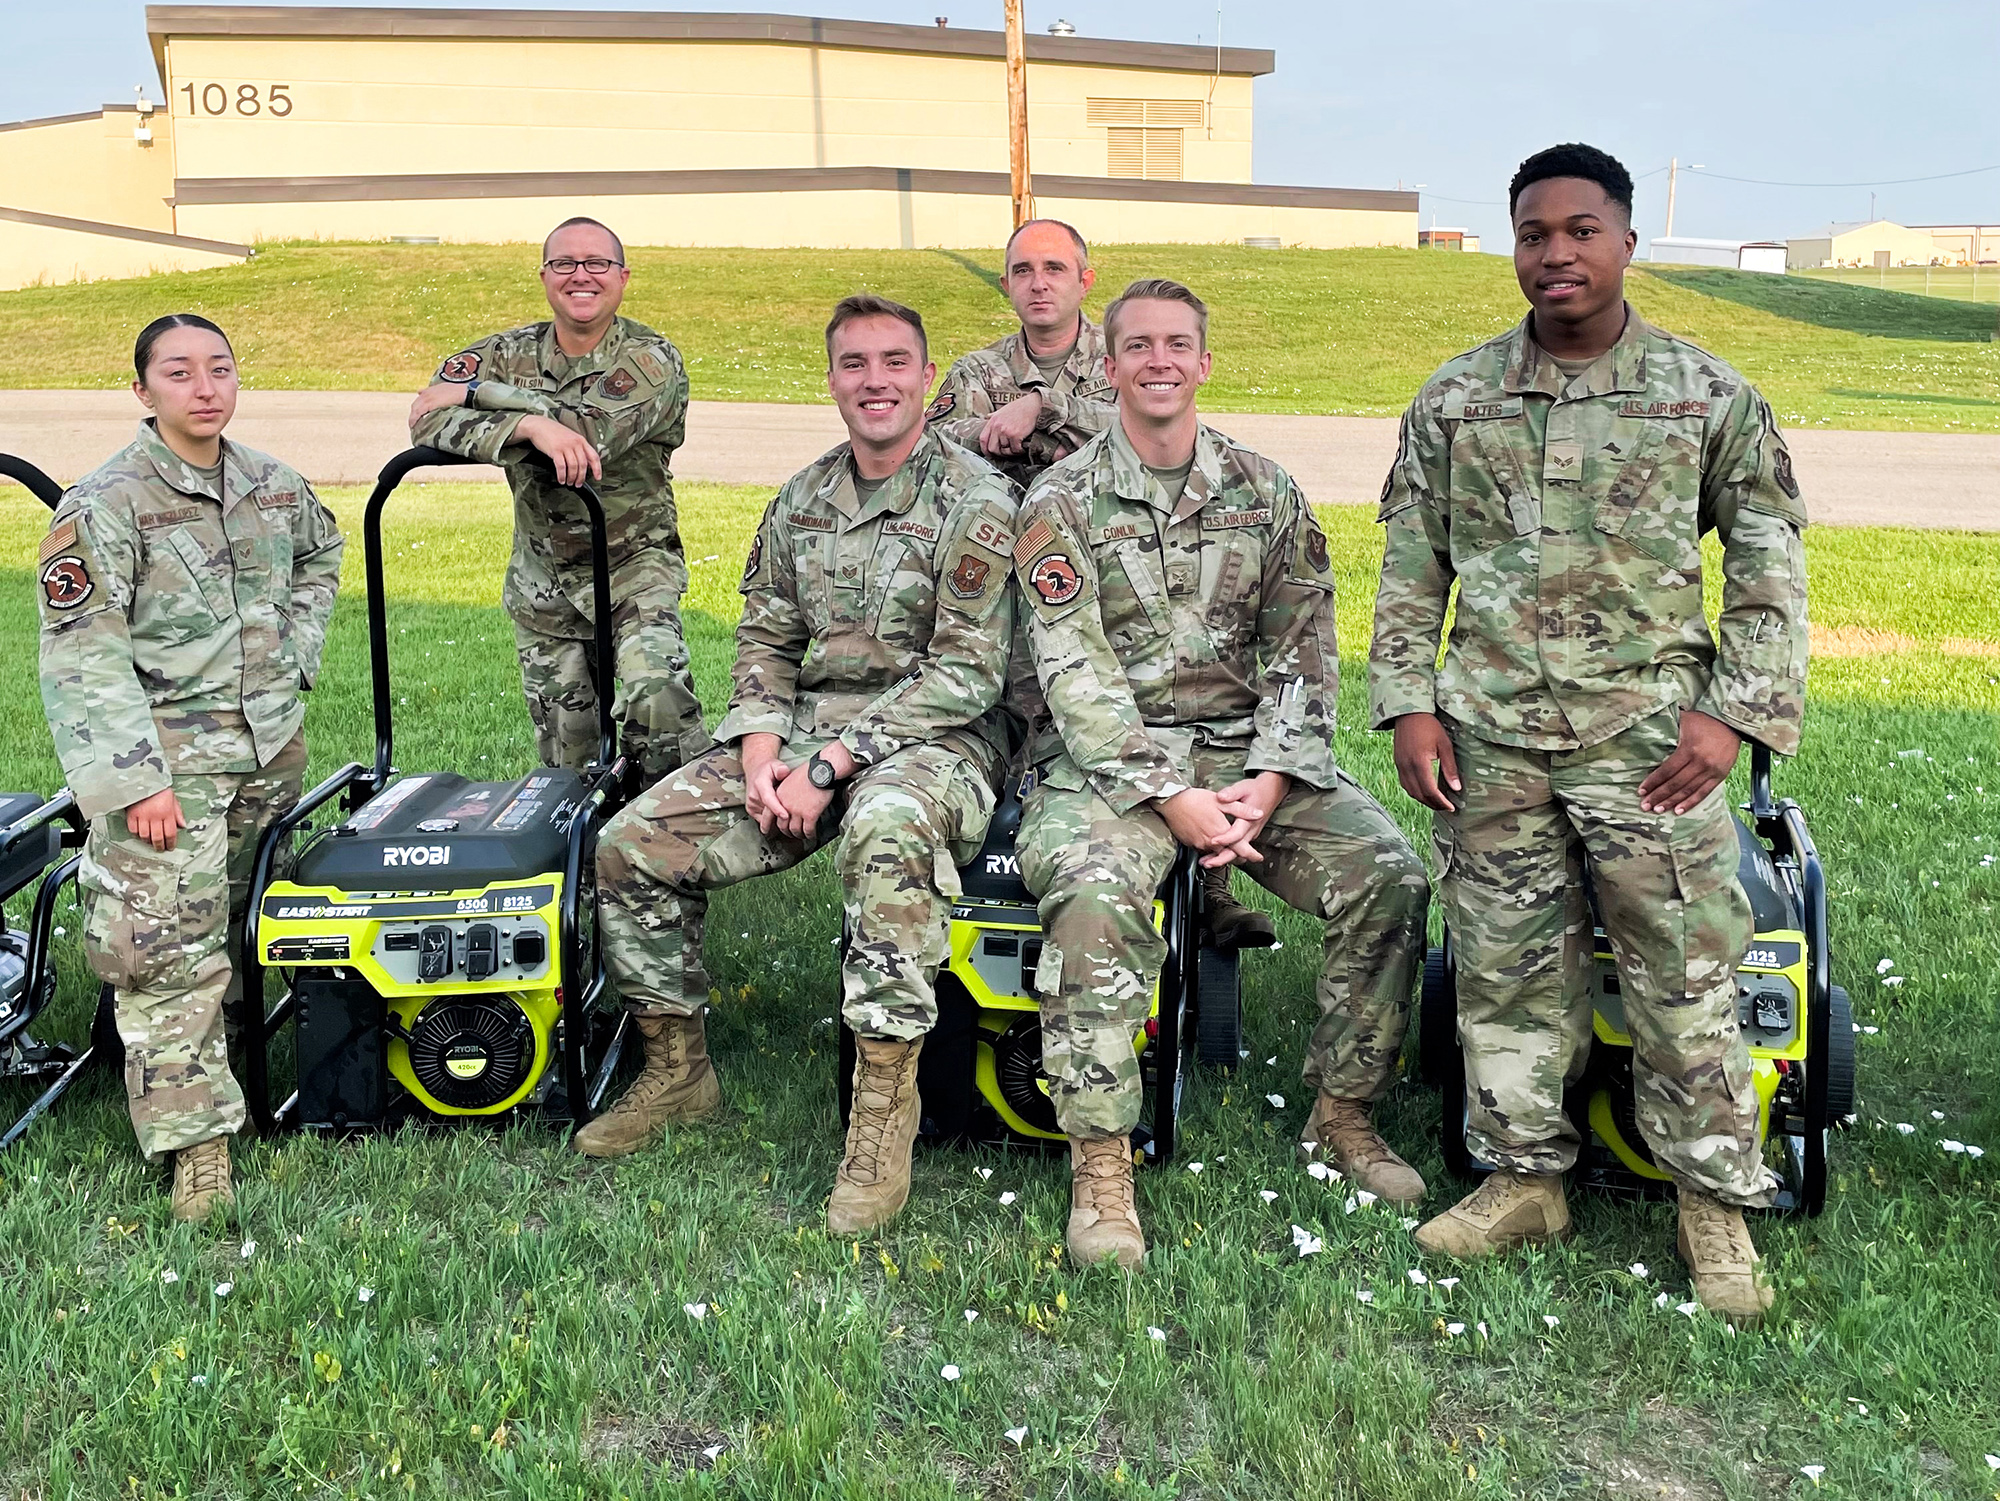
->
[1826,221,1944,268]
[176,181,1415,252]
[160,34,1255,189]
[1912,225,1999,264]
[0,108,176,231]
[0,208,246,292]
[1785,236,1832,270]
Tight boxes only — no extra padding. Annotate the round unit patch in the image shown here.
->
[40,555,95,610]
[1028,553,1081,606]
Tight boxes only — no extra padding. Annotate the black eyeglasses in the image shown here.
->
[542,257,624,275]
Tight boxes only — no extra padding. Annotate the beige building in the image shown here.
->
[1909,223,1999,264]
[0,6,1417,289]
[1786,219,1959,270]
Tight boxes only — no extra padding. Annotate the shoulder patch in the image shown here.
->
[41,555,95,611]
[39,517,76,564]
[598,367,638,401]
[741,532,763,587]
[631,346,673,385]
[1773,442,1799,501]
[1026,552,1082,607]
[946,552,992,600]
[925,390,957,422]
[438,350,481,383]
[1013,516,1056,568]
[966,515,1014,555]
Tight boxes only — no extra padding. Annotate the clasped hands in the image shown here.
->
[1156,771,1291,869]
[741,733,854,841]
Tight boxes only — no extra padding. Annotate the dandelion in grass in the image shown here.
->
[683,1302,708,1321]
[1005,1426,1028,1446]
[940,1364,961,1381]
[1146,1326,1166,1342]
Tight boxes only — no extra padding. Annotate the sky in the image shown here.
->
[10,0,1998,252]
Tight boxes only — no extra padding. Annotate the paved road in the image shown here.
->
[2,390,1995,529]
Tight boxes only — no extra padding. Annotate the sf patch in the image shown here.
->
[947,552,991,600]
[41,554,94,610]
[439,351,481,382]
[1028,552,1081,607]
[924,390,956,422]
[599,368,638,401]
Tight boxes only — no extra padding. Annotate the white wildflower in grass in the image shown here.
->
[1299,1138,1319,1158]
[963,1309,979,1324]
[1355,1190,1378,1208]
[1438,1277,1460,1290]
[1005,1426,1028,1446]
[1307,1162,1332,1182]
[1677,1301,1700,1317]
[1543,1315,1559,1329]
[1445,1322,1466,1337]
[1800,1465,1825,1484]
[702,1445,724,1462]
[1984,1454,2000,1471]
[52,926,64,938]
[997,1191,1017,1206]
[1354,1289,1375,1304]
[357,1287,374,1304]
[1655,1292,1672,1309]
[1476,1321,1488,1337]
[1931,1110,1946,1121]
[1186,1161,1204,1175]
[1146,1326,1166,1342]
[683,1302,708,1321]
[190,1374,208,1386]
[1343,1196,1359,1214]
[940,1365,961,1382]
[1401,1217,1419,1230]
[1265,1056,1277,1066]
[1941,1140,1967,1154]
[1881,975,1905,988]
[1845,1400,1868,1415]
[1629,1263,1650,1279]
[239,1240,256,1260]
[1876,958,1895,974]
[1259,1189,1278,1203]
[1968,1145,1986,1158]
[1266,1094,1285,1108]
[1407,1269,1428,1285]
[975,1166,993,1181]
[1862,1026,1879,1035]
[1291,1225,1323,1257]
[160,1270,179,1285]
[1896,1122,1916,1134]
[213,1282,233,1298]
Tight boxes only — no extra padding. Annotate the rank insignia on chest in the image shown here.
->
[947,553,991,599]
[439,351,481,382]
[41,555,94,610]
[598,368,638,400]
[1028,552,1081,606]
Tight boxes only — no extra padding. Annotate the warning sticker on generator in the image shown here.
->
[266,934,353,963]
[492,774,555,832]
[346,775,433,831]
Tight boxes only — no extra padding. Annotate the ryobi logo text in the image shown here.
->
[984,853,1020,875]
[382,845,452,868]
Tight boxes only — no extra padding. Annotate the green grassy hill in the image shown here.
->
[4,243,1997,431]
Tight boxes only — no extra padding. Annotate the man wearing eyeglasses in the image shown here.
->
[409,216,706,789]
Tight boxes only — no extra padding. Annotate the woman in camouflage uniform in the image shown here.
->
[37,315,344,1222]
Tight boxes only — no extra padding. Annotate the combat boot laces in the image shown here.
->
[1303,1096,1427,1204]
[827,1036,924,1234]
[843,1052,914,1185]
[607,1015,685,1119]
[1073,1146,1133,1218]
[183,1138,229,1198]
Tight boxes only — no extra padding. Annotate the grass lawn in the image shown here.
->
[1798,266,2000,307]
[0,484,1997,1498]
[0,244,1996,433]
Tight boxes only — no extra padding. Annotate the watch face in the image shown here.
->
[809,756,836,789]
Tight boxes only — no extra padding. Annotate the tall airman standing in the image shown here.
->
[39,314,344,1221]
[589,295,1019,1234]
[1371,144,1809,1321]
[409,216,705,789]
[1013,279,1430,1271]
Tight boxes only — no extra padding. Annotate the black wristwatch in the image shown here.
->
[806,751,839,791]
[462,378,482,408]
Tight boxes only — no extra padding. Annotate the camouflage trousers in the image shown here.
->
[1016,747,1429,1139]
[77,733,306,1162]
[511,550,707,787]
[1435,709,1779,1206]
[597,740,998,1037]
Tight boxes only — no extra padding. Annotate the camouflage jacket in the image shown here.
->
[38,421,345,819]
[411,316,689,630]
[1014,420,1341,815]
[1369,309,1808,756]
[926,316,1115,488]
[716,428,1020,777]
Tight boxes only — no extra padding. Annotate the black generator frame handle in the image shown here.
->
[366,447,620,786]
[0,452,64,510]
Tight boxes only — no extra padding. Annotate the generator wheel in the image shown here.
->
[1823,984,1856,1126]
[1194,946,1241,1069]
[1418,946,1457,1089]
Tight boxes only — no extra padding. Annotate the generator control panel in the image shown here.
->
[373,916,552,987]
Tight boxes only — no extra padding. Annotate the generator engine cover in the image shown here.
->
[292,771,586,893]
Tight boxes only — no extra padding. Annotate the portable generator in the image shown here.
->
[241,447,630,1134]
[838,788,1243,1164]
[1420,746,1852,1214]
[0,453,118,1148]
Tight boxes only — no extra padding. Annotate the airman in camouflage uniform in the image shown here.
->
[1371,145,1807,1320]
[927,317,1113,489]
[39,419,342,1196]
[411,221,705,787]
[590,296,1018,1234]
[1016,279,1429,1271]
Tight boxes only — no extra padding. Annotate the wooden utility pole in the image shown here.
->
[1005,0,1033,227]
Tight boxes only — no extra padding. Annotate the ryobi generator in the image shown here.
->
[241,448,631,1134]
[1419,746,1853,1214]
[838,788,1244,1164]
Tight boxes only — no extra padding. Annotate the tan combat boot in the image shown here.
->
[1298,1094,1427,1205]
[1202,865,1276,951]
[1066,1136,1146,1271]
[171,1135,235,1224]
[1414,1169,1571,1259]
[572,1012,721,1158]
[1676,1190,1775,1323]
[827,1035,924,1234]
